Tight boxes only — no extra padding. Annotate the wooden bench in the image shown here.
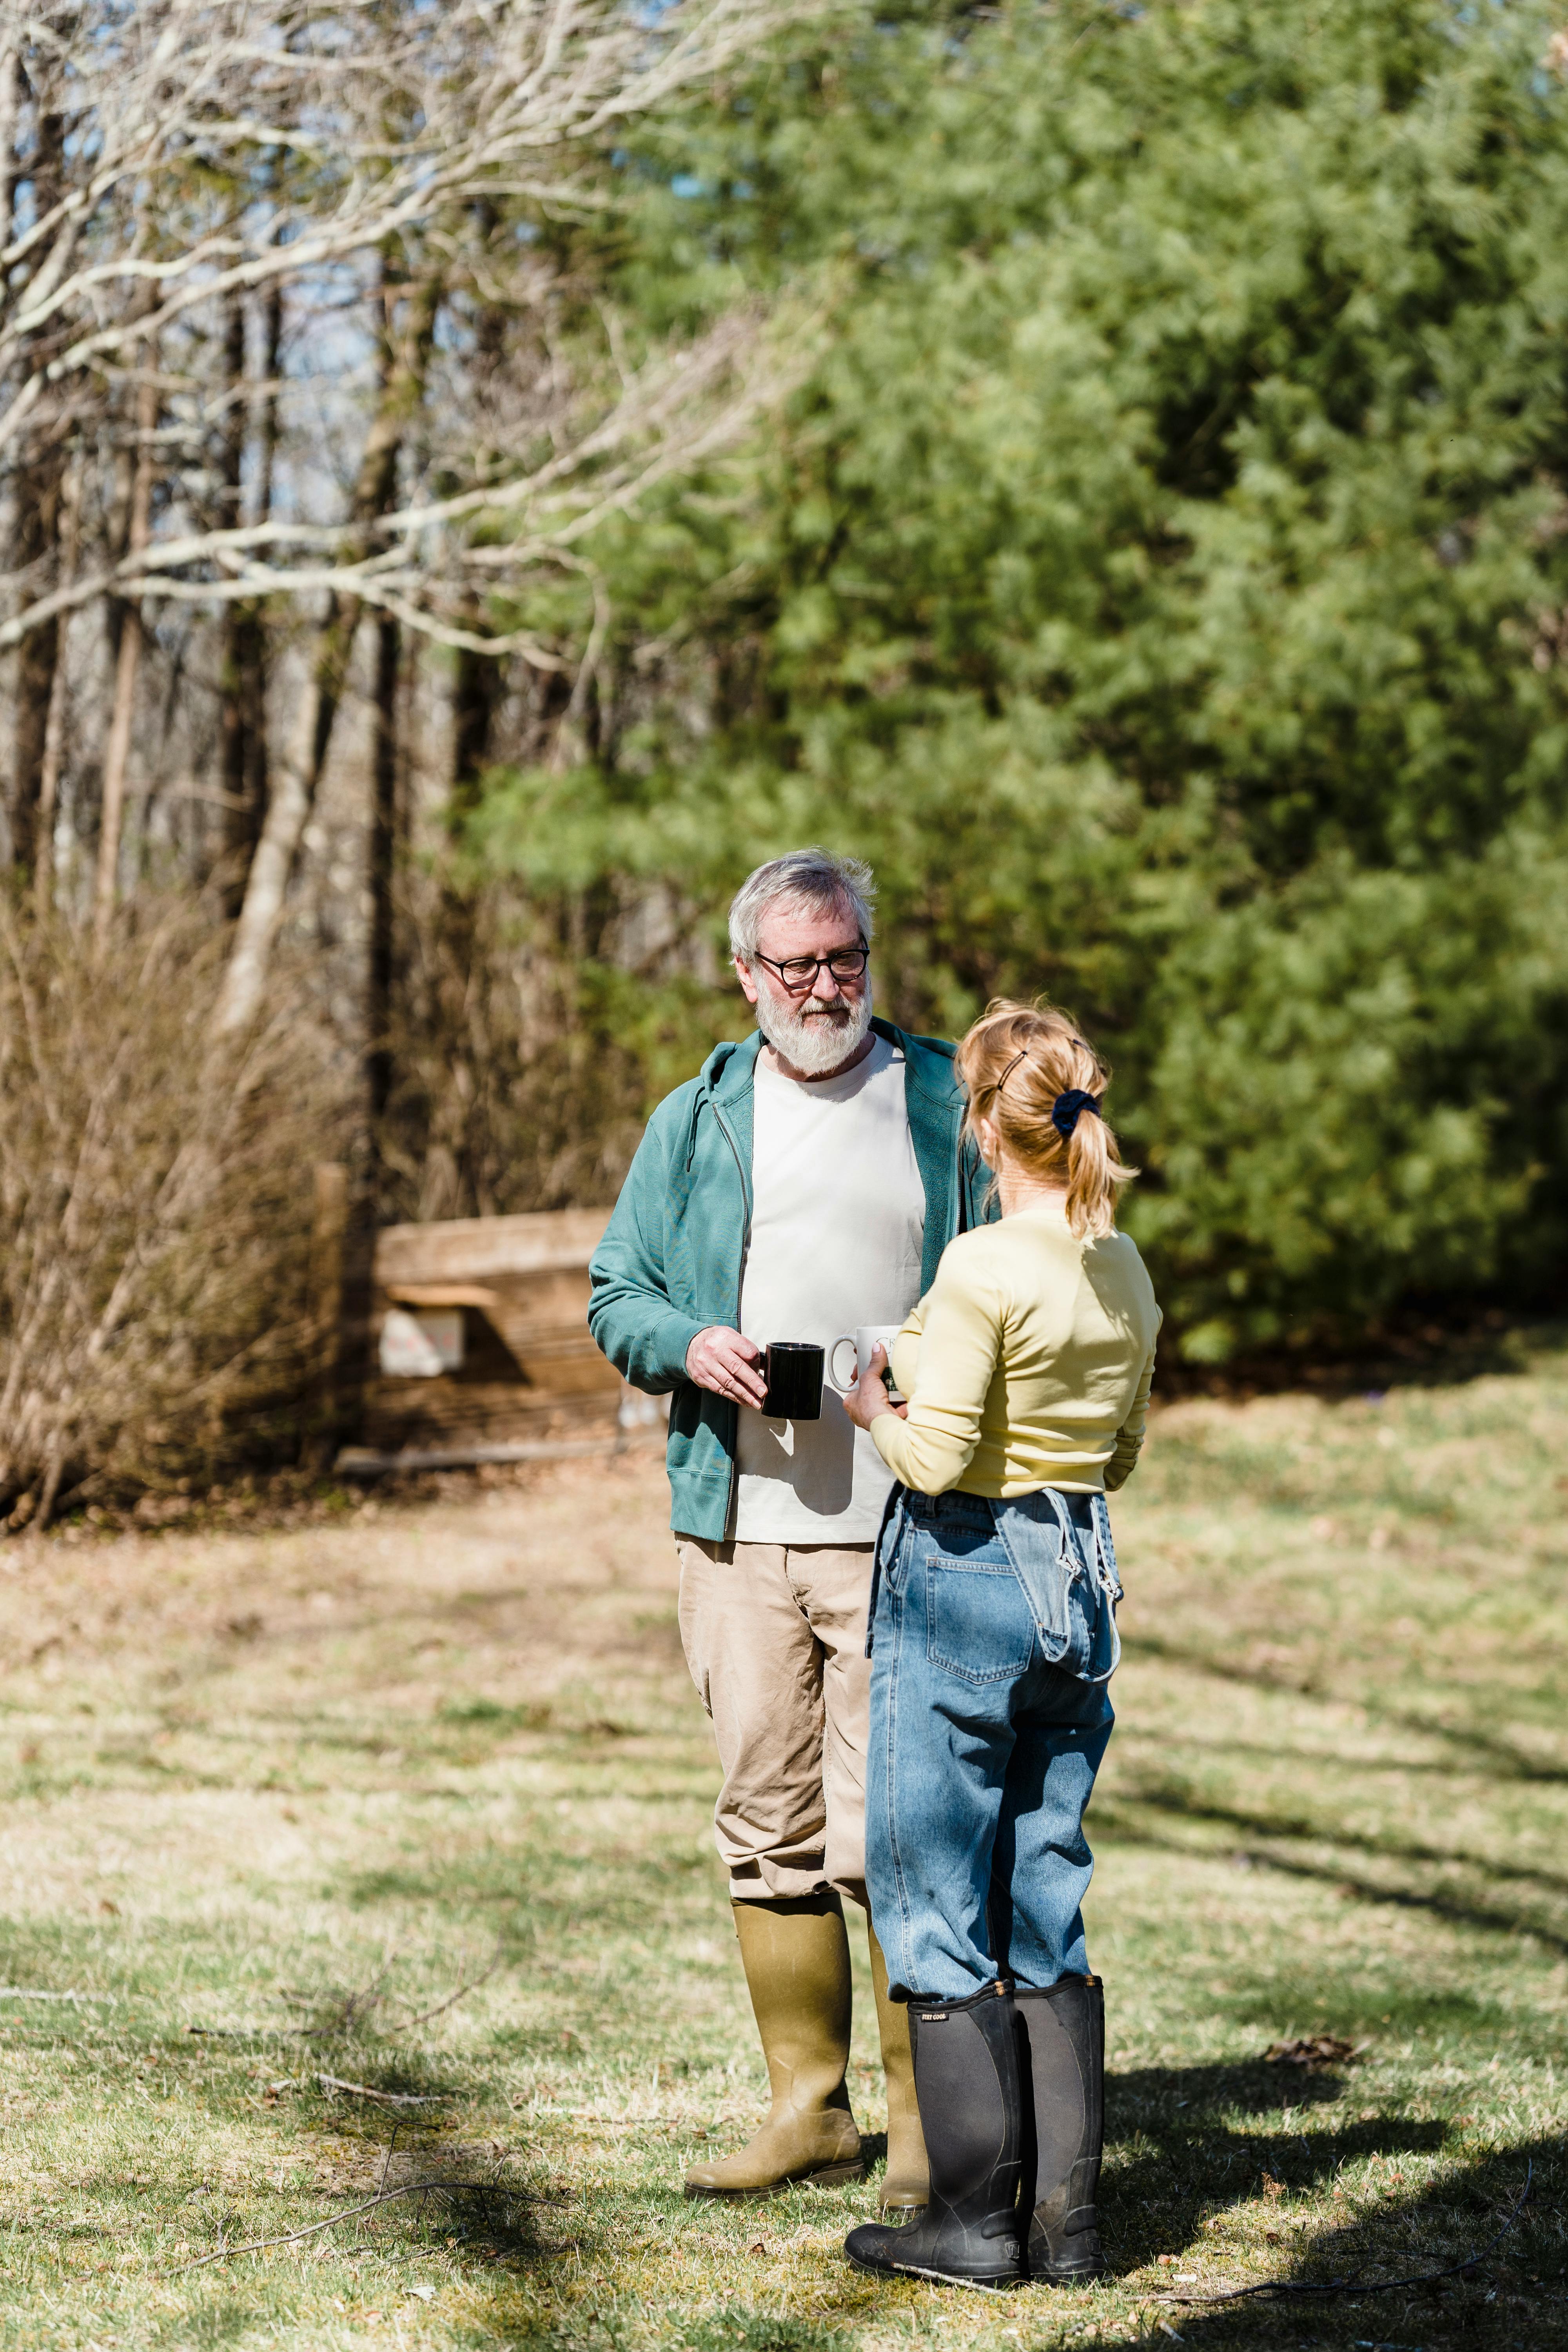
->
[335,1207,665,1475]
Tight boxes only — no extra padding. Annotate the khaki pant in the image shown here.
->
[676,1535,874,1909]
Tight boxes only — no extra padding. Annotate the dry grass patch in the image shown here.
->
[0,1348,1564,2350]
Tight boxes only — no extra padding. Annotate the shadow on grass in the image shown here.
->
[1092,1787,1568,1965]
[1123,1634,1568,1787]
[1103,2058,1445,2272]
[1093,2121,1559,2350]
[1098,1778,1568,1947]
[1119,1777,1568,1899]
[445,2107,1555,2351]
[506,2310,850,2352]
[1125,1725,1567,1789]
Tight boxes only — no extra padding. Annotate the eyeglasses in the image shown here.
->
[751,944,870,994]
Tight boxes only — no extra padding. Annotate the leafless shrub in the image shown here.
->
[376,871,652,1221]
[0,897,352,1528]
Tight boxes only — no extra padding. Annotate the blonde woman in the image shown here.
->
[839,1002,1160,2291]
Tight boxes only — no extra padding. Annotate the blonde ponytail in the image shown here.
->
[955,999,1137,1240]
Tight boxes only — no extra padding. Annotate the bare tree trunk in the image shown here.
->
[450,627,502,831]
[215,265,440,1036]
[94,629,140,947]
[216,291,249,903]
[12,457,63,874]
[404,232,511,1210]
[9,92,66,877]
[367,612,401,1138]
[218,282,280,915]
[256,277,283,521]
[0,45,16,254]
[449,214,506,834]
[33,455,81,914]
[93,370,158,958]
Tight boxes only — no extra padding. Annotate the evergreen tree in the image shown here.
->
[477,0,1568,1355]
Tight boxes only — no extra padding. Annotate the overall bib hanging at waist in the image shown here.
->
[867,1484,1122,1683]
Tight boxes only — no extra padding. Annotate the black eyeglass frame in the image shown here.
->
[749,942,871,995]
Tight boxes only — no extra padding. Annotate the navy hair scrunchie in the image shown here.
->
[1051,1088,1102,1139]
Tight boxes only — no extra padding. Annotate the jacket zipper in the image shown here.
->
[708,1091,753,1524]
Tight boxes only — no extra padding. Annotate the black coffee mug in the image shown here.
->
[761,1341,824,1421]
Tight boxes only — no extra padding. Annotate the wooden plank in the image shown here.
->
[309,1162,353,1463]
[358,1210,628,1459]
[311,1165,350,1336]
[336,1427,662,1477]
[374,1208,612,1285]
[384,1281,503,1310]
[479,1268,615,1365]
[361,1377,621,1453]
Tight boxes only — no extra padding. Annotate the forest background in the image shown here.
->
[3,0,1568,1524]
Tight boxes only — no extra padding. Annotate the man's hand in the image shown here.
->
[685,1326,768,1409]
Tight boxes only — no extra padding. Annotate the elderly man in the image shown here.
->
[588,849,989,2207]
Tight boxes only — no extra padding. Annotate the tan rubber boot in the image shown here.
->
[684,1896,864,2199]
[869,1923,929,2214]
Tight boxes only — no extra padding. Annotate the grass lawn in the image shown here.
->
[0,1339,1564,2352]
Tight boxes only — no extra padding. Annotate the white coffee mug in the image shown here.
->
[827,1323,906,1403]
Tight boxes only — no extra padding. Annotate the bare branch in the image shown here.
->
[0,303,808,656]
[0,0,836,452]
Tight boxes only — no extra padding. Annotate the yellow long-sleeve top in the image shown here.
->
[871,1201,1162,1497]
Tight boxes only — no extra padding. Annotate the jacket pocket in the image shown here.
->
[925,1554,1034,1686]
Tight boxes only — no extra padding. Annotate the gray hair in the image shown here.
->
[728,848,877,962]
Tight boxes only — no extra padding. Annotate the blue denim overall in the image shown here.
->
[864,1484,1120,2002]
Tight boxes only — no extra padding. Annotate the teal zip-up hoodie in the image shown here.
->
[587,1018,993,1541]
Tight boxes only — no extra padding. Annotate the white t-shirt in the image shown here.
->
[734,1035,926,1543]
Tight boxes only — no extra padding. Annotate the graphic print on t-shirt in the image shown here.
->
[734,1034,926,1543]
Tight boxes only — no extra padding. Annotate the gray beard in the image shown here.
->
[754,978,875,1078]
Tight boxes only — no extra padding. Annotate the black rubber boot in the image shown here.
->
[844,1979,1024,2290]
[1015,1974,1106,2281]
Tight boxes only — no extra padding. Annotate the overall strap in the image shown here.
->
[1089,1492,1122,1605]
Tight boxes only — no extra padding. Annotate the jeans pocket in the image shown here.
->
[924,1553,1035,1685]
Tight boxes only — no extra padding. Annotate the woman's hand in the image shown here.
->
[841,1344,908,1431]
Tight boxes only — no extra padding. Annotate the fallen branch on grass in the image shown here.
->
[317,2073,453,2107]
[158,2178,520,2276]
[294,1949,405,2037]
[1158,2160,1532,2308]
[388,1940,509,2032]
[188,2025,294,2039]
[186,1934,512,2042]
[190,2020,394,2040]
